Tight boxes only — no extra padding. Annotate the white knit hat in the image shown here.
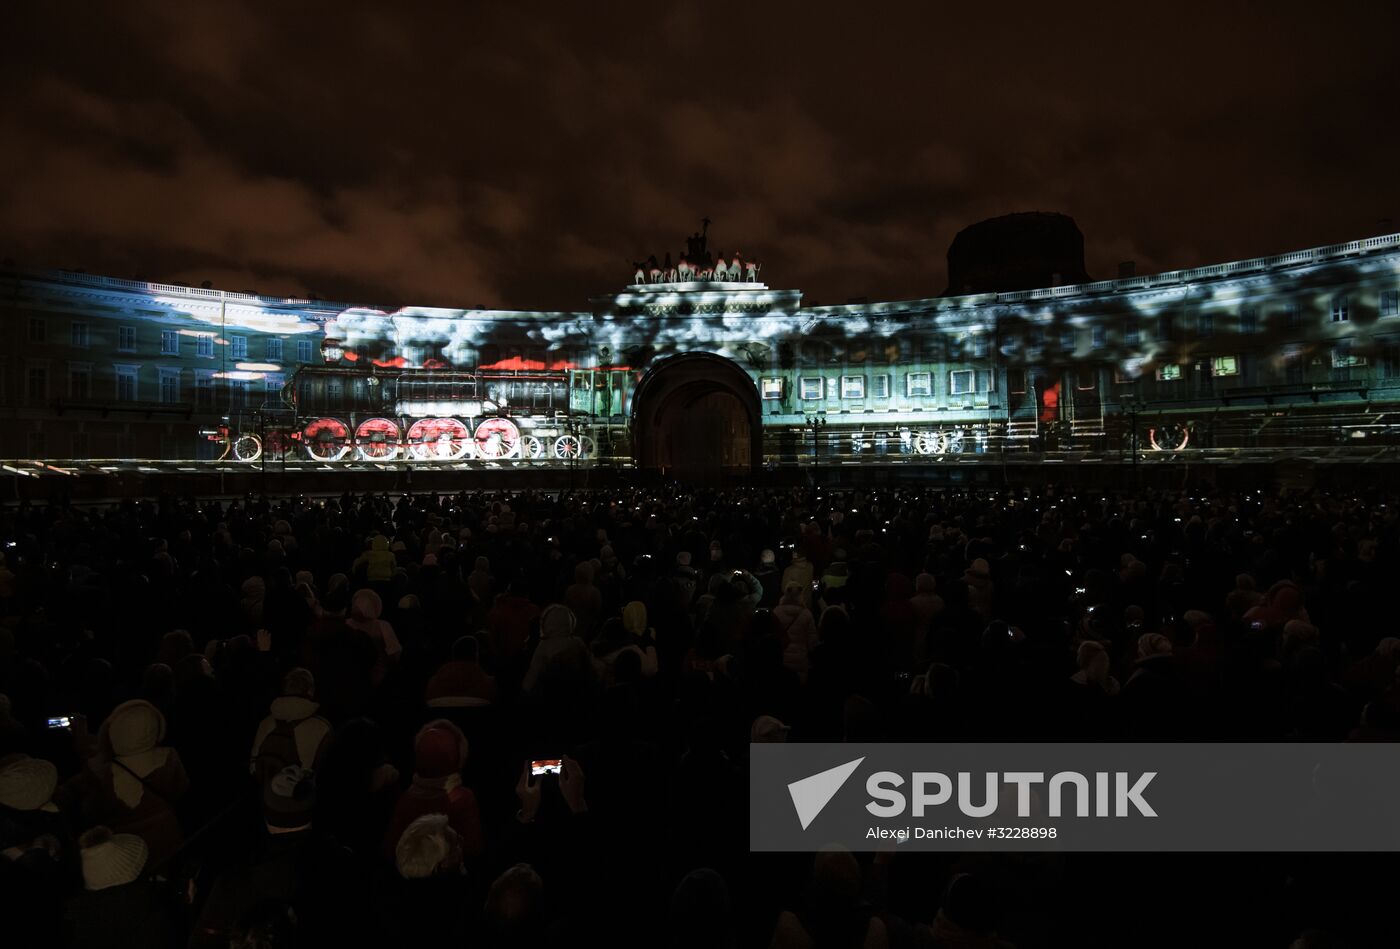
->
[0,755,59,812]
[79,827,148,890]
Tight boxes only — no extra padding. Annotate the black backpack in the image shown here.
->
[255,715,310,785]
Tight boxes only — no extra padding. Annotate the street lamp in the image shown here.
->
[805,414,827,485]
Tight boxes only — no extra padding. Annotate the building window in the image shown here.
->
[1382,290,1399,318]
[297,338,315,362]
[905,372,932,397]
[326,380,344,408]
[760,377,784,400]
[800,377,823,401]
[1211,356,1239,377]
[231,335,248,359]
[157,330,178,355]
[28,318,46,343]
[1285,303,1302,328]
[115,366,138,402]
[1197,312,1214,337]
[1157,364,1181,381]
[1060,328,1076,350]
[1331,348,1366,368]
[71,322,89,348]
[1240,307,1258,334]
[840,375,865,399]
[1112,366,1135,384]
[872,374,890,399]
[196,334,214,357]
[971,335,988,358]
[158,369,181,404]
[119,326,137,352]
[949,370,974,397]
[27,367,47,404]
[1008,368,1027,394]
[1330,296,1349,322]
[195,372,214,408]
[1124,324,1140,346]
[1076,369,1097,390]
[264,338,283,362]
[68,364,91,400]
[1028,326,1044,350]
[264,373,285,394]
[1087,326,1103,348]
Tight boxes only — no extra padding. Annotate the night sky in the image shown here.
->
[4,2,1399,311]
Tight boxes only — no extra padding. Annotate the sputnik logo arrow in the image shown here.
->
[787,757,865,830]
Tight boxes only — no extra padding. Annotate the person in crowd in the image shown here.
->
[249,667,332,781]
[382,719,483,861]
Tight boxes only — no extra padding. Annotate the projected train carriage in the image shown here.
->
[224,365,629,464]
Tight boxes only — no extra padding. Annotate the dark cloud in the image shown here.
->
[3,1,1398,309]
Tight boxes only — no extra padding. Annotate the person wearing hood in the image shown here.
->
[591,602,659,685]
[426,635,500,707]
[753,549,782,610]
[773,582,817,682]
[64,826,183,949]
[522,605,600,697]
[468,556,495,606]
[382,720,483,862]
[347,588,402,687]
[781,549,815,609]
[962,558,994,622]
[1122,632,1181,738]
[249,668,332,782]
[1,752,75,944]
[353,534,397,585]
[73,699,189,868]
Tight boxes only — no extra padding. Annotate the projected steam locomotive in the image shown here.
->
[4,215,1400,471]
[222,364,630,464]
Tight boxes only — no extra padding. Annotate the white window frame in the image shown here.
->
[1008,368,1027,394]
[1330,296,1349,323]
[160,329,180,355]
[114,364,139,402]
[1240,307,1259,334]
[265,337,284,362]
[196,333,215,358]
[68,362,92,400]
[1091,325,1106,348]
[949,369,974,397]
[71,321,89,348]
[872,374,890,399]
[840,375,865,399]
[1382,290,1399,318]
[119,325,137,352]
[230,335,248,359]
[297,338,315,362]
[905,371,932,398]
[799,377,823,401]
[158,368,182,404]
[1331,348,1366,368]
[1157,364,1182,381]
[26,363,48,406]
[760,377,784,400]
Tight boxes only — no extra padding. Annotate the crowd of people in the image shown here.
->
[1,482,1398,947]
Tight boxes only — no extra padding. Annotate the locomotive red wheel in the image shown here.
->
[354,417,401,460]
[303,418,350,462]
[232,434,262,462]
[1148,423,1190,452]
[407,417,472,461]
[474,418,521,459]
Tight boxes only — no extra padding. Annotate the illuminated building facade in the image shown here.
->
[3,220,1400,479]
